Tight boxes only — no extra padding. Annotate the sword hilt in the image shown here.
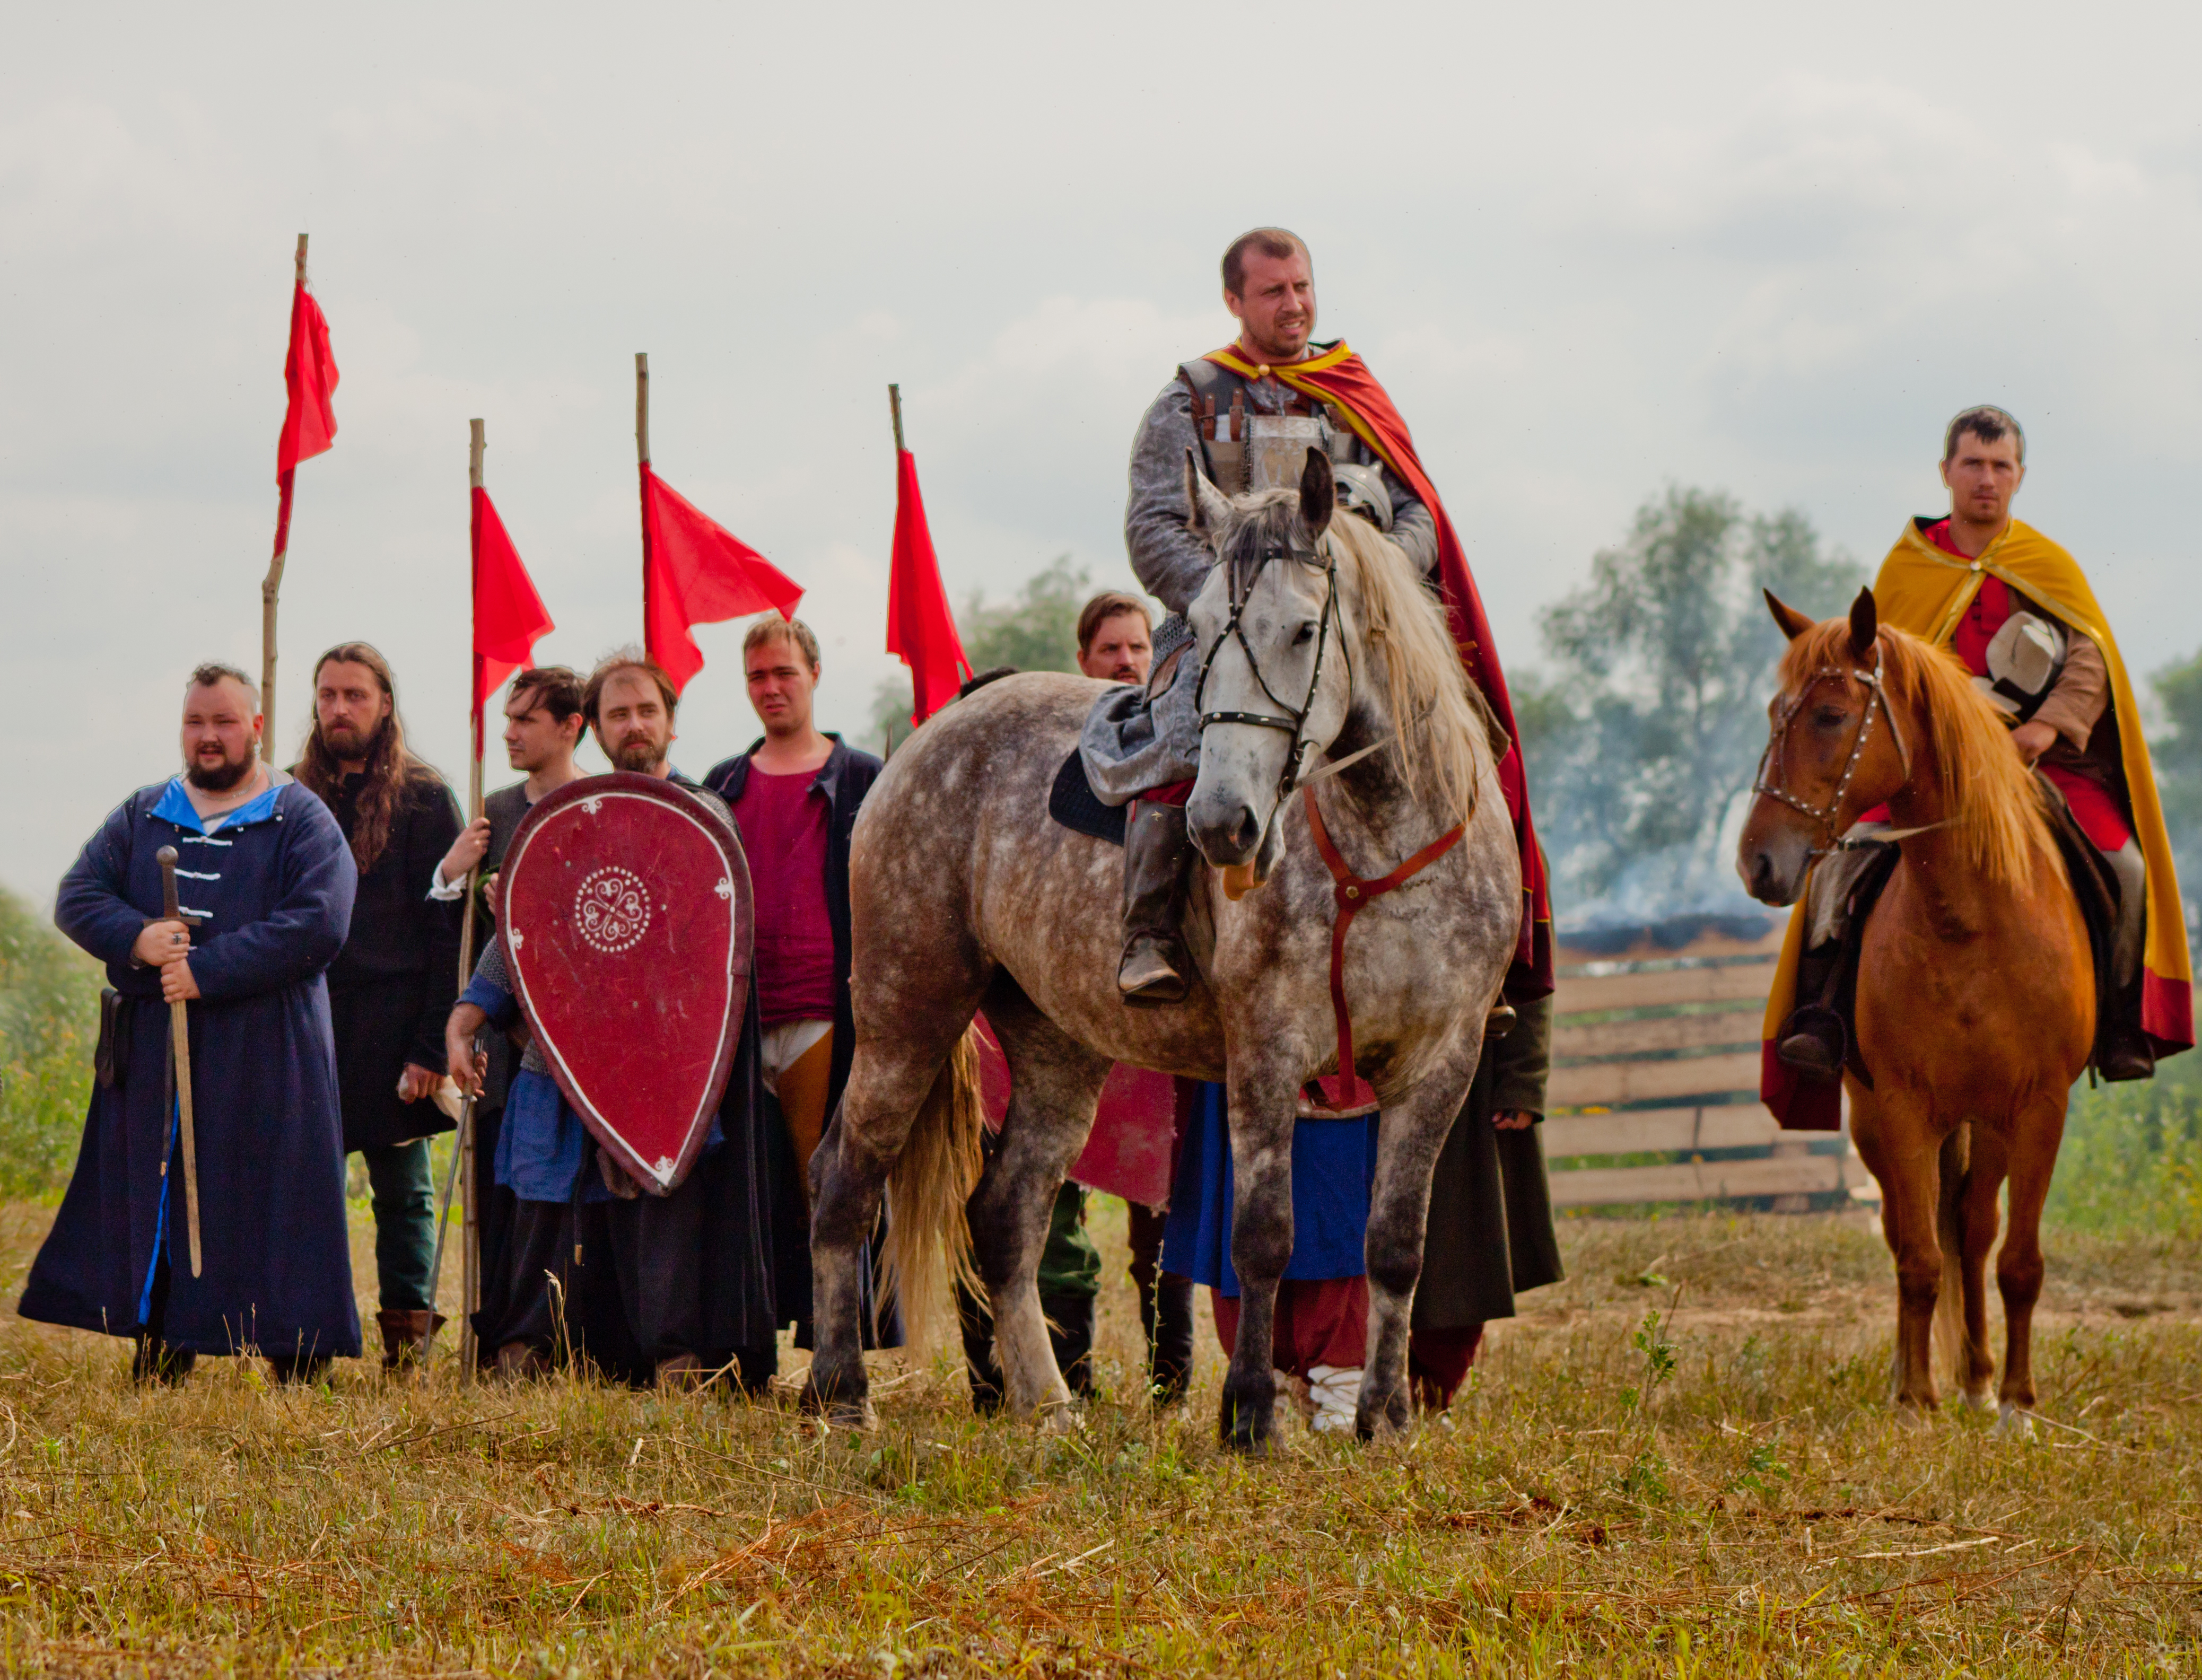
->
[154,846,202,932]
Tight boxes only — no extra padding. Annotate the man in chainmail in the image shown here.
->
[1083,226,1438,1003]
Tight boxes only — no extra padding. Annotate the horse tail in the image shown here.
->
[878,1024,986,1352]
[1932,1123,1971,1393]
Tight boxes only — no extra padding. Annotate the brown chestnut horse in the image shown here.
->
[1738,588,2092,1429]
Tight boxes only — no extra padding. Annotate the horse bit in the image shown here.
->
[1191,534,1350,807]
[1751,644,1915,853]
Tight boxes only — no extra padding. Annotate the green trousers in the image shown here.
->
[356,1141,436,1313]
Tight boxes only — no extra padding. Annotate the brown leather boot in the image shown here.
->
[654,1352,705,1389]
[495,1340,549,1380]
[377,1308,447,1372]
[1117,801,1194,1007]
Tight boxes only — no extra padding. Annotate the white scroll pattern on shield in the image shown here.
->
[574,865,651,953]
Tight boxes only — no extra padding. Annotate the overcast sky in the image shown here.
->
[6,2,2199,905]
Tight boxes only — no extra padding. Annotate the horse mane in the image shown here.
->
[1318,509,1487,824]
[1779,618,2052,884]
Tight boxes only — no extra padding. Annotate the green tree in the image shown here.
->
[1518,488,1866,912]
[2150,648,2202,918]
[959,554,1090,676]
[0,887,101,1200]
[865,555,1104,756]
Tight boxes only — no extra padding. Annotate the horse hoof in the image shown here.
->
[798,1370,875,1431]
[1036,1401,1083,1437]
[1994,1403,2034,1440]
[1219,1393,1274,1455]
[1355,1390,1413,1442]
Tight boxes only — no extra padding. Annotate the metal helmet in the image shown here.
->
[1332,462,1394,532]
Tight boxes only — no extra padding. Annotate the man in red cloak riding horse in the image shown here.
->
[1768,405,2192,1122]
[1086,225,1550,1003]
[1080,226,1562,1422]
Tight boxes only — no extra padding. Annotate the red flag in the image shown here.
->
[639,466,803,695]
[272,278,339,560]
[470,487,556,757]
[885,449,972,723]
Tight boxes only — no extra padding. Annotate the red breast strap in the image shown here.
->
[1301,784,1467,1113]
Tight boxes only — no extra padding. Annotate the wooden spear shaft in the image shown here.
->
[889,382,905,453]
[635,353,651,652]
[427,421,487,1366]
[457,416,489,1376]
[261,232,309,764]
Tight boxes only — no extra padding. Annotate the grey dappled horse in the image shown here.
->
[802,451,1523,1450]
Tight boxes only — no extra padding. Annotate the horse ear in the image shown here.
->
[1848,587,1879,658]
[1185,448,1234,542]
[1763,589,1815,642]
[1299,446,1335,538]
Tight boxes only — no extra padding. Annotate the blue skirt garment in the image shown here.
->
[1159,1082,1379,1297]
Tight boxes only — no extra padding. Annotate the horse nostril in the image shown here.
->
[1229,808,1257,853]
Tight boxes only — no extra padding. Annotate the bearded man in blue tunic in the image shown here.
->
[20,662,362,1381]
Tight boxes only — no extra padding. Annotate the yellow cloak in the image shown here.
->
[1761,518,2191,1124]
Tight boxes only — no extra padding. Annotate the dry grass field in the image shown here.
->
[0,1195,2194,1677]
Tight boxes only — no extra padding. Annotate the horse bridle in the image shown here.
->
[1752,644,1914,847]
[1192,535,1350,807]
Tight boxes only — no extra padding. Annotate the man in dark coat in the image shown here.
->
[703,618,893,1346]
[293,643,462,1369]
[449,649,783,1388]
[427,666,586,1376]
[1408,989,1564,1408]
[21,663,361,1381]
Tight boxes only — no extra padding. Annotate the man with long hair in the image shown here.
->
[294,643,463,1371]
[21,664,361,1383]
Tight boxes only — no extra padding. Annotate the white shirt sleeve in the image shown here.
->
[425,860,466,903]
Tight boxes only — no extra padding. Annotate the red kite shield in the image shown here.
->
[500,773,753,1195]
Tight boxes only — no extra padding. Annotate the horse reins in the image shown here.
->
[1751,643,1927,853]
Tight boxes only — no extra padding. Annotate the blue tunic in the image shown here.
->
[20,778,363,1358]
[1159,1082,1380,1297]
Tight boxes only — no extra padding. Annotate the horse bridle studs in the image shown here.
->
[1752,643,1913,843]
[1193,536,1348,808]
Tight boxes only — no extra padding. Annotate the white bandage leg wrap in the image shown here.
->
[1306,1364,1361,1433]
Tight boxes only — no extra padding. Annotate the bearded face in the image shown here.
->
[592,669,675,776]
[313,659,392,770]
[179,678,261,792]
[607,719,671,774]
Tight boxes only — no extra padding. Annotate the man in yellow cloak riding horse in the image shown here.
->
[1768,406,2193,1126]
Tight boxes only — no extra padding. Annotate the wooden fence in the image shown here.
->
[1542,917,1879,1211]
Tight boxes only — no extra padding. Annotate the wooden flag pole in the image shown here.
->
[458,416,488,1378]
[635,353,651,651]
[261,232,309,763]
[889,382,905,454]
[427,418,488,1377]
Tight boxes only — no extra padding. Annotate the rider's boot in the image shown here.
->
[1118,800,1194,1007]
[2100,839,2156,1082]
[1775,943,1847,1081]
